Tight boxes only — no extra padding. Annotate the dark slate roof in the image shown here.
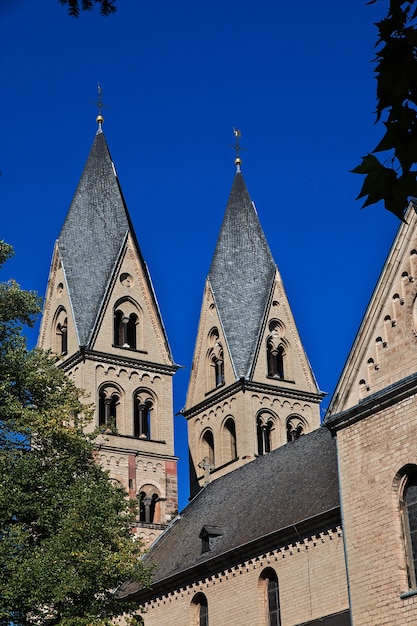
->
[58,130,134,346]
[208,172,276,378]
[122,427,339,597]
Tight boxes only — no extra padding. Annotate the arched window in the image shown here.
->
[267,340,285,379]
[201,429,215,466]
[259,568,281,626]
[113,309,124,346]
[266,320,287,379]
[126,313,138,349]
[257,415,273,455]
[139,490,146,521]
[57,318,68,355]
[133,393,153,439]
[207,328,224,391]
[223,417,237,462]
[138,489,160,524]
[286,416,305,442]
[213,350,224,388]
[53,307,68,355]
[113,299,140,350]
[98,387,120,430]
[402,470,417,588]
[191,592,209,626]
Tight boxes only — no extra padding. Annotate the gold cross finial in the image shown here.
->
[233,127,242,171]
[96,84,105,129]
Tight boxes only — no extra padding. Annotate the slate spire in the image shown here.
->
[208,170,276,378]
[58,127,133,347]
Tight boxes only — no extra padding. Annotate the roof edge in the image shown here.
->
[119,506,341,602]
[325,370,417,432]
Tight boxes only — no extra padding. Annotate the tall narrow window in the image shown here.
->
[139,489,159,523]
[53,308,68,355]
[134,397,152,439]
[126,313,138,349]
[267,340,284,379]
[286,416,304,442]
[150,493,158,523]
[223,418,237,462]
[191,593,209,626]
[98,387,119,430]
[260,568,281,626]
[207,328,224,391]
[202,429,215,466]
[267,577,280,626]
[139,491,146,522]
[114,309,124,346]
[257,416,273,455]
[208,348,224,389]
[403,470,417,588]
[57,318,68,355]
[214,351,224,388]
[113,300,140,349]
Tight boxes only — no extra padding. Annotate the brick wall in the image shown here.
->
[336,393,417,625]
[130,529,348,626]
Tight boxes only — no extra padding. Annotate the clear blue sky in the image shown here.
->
[1,0,399,510]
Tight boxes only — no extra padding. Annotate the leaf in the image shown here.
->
[355,0,417,219]
[373,104,417,173]
[351,153,383,175]
[351,154,399,210]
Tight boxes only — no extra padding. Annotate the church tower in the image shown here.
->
[38,116,178,546]
[184,149,324,496]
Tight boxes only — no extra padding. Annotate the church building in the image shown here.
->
[39,117,417,625]
[117,148,350,625]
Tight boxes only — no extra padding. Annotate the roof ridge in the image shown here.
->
[58,131,132,346]
[208,171,276,378]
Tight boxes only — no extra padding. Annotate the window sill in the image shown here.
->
[266,375,295,384]
[112,344,148,355]
[400,589,417,599]
[101,432,166,444]
[133,522,167,530]
[205,383,225,397]
[211,456,239,474]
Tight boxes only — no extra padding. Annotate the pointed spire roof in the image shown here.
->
[58,128,133,346]
[208,171,276,378]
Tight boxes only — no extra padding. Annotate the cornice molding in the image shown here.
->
[325,371,417,433]
[60,348,179,376]
[182,378,325,419]
[96,439,179,460]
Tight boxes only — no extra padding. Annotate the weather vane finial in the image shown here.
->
[96,84,105,131]
[233,127,242,172]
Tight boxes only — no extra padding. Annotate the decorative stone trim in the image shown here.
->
[325,371,417,433]
[137,524,343,609]
[60,348,178,375]
[183,378,324,420]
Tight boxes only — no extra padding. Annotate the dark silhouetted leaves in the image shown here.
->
[59,0,116,17]
[354,0,417,218]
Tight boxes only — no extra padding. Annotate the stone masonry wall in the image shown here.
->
[124,528,348,626]
[336,393,417,625]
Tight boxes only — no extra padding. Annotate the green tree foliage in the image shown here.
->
[353,0,417,219]
[0,242,150,625]
[59,0,117,17]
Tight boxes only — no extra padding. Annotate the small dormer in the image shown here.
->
[199,525,224,554]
